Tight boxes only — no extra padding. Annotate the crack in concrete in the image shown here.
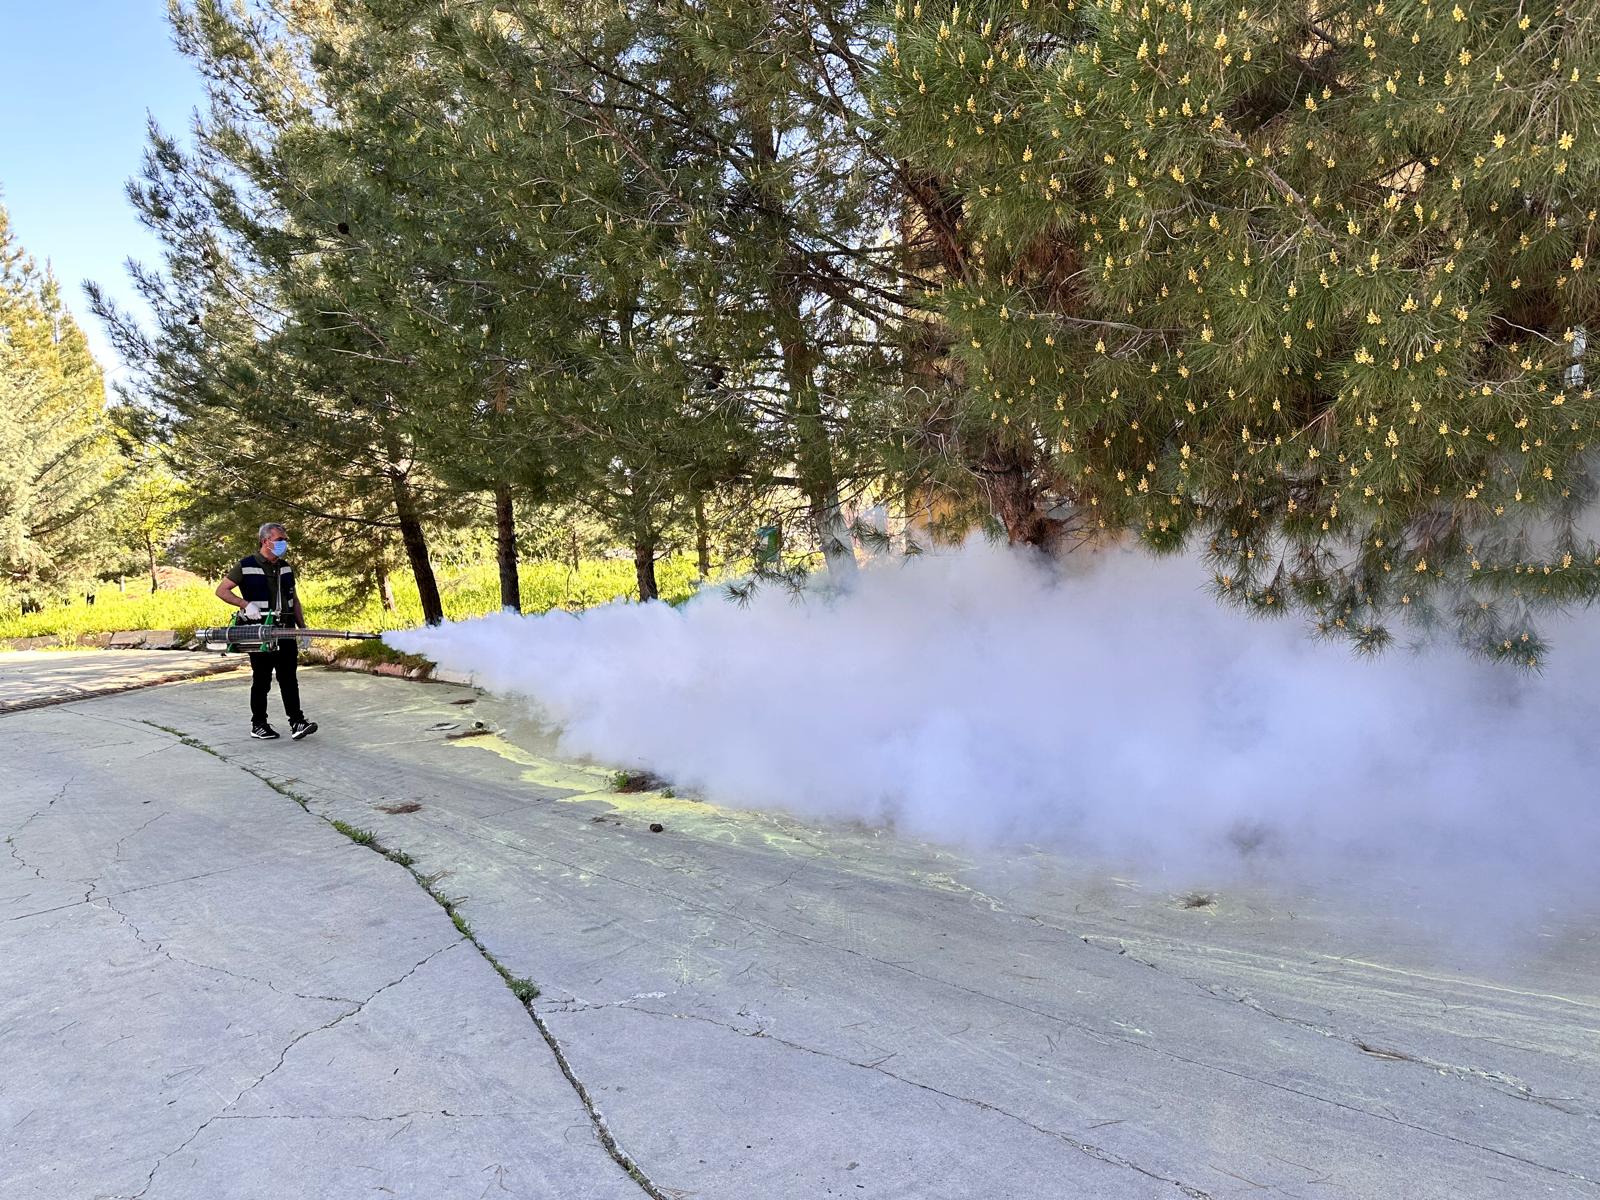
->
[451,821,1596,1189]
[596,842,1600,1182]
[8,862,261,924]
[544,991,672,1015]
[1229,988,1597,1118]
[6,778,110,909]
[97,892,363,1006]
[602,996,1600,1191]
[126,939,460,1199]
[142,720,671,1200]
[1077,935,1600,1120]
[4,775,74,879]
[1063,943,1599,1186]
[112,811,168,864]
[521,1002,673,1200]
[586,1003,1216,1199]
[5,831,46,882]
[210,1108,538,1123]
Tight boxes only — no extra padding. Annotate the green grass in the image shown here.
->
[610,769,667,793]
[0,554,716,643]
[309,638,436,674]
[0,587,228,643]
[330,820,377,846]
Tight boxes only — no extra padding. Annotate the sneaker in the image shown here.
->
[251,724,281,740]
[290,719,318,741]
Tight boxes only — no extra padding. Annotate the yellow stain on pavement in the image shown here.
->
[447,731,719,816]
[445,730,837,857]
[448,730,612,793]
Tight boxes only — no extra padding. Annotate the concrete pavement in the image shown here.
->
[1,659,642,1200]
[0,649,240,714]
[2,655,1597,1199]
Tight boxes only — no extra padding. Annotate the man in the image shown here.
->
[215,522,318,741]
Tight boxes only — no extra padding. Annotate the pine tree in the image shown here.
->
[94,1,469,623]
[879,0,1600,661]
[306,0,802,597]
[408,0,902,578]
[0,205,121,602]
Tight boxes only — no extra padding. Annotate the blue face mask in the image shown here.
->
[271,539,289,557]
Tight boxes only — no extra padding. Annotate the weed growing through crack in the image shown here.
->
[499,971,540,1002]
[331,820,376,846]
[140,722,314,810]
[270,782,313,812]
[141,721,222,760]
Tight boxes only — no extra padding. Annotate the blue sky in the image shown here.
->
[0,2,206,383]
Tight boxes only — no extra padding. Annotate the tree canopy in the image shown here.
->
[90,0,1600,659]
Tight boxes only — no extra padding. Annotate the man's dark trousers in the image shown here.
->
[249,645,303,727]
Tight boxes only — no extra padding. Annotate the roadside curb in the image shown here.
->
[0,659,246,717]
[1,632,115,651]
[304,652,471,687]
[0,631,474,692]
[1,630,180,652]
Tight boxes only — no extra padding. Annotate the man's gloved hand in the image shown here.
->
[243,601,264,620]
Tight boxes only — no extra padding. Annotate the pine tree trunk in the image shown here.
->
[779,280,854,575]
[983,444,1066,551]
[382,425,444,625]
[899,168,967,547]
[633,530,659,602]
[693,490,711,578]
[747,107,855,578]
[390,473,443,625]
[375,554,396,612]
[488,369,521,614]
[495,484,520,613]
[147,539,158,593]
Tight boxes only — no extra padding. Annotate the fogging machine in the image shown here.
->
[196,611,382,655]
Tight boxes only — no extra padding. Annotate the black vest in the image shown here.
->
[238,555,297,617]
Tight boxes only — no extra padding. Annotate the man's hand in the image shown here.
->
[244,601,264,620]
